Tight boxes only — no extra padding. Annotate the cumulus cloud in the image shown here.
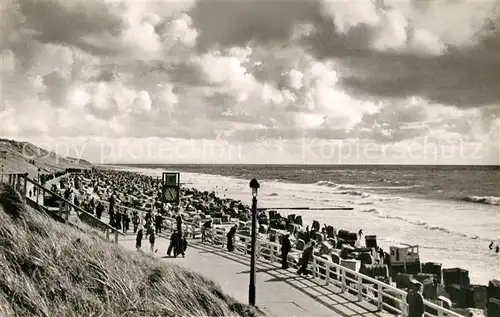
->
[1,0,498,164]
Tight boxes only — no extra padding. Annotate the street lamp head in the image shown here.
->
[249,178,260,197]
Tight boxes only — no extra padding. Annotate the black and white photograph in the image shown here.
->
[0,0,499,317]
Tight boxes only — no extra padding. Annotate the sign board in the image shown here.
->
[162,172,181,203]
[163,187,179,203]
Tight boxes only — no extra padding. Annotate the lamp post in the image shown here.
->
[249,178,260,306]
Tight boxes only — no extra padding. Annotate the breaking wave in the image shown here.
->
[360,208,378,213]
[315,180,422,190]
[352,208,484,240]
[338,190,371,198]
[373,212,483,240]
[460,195,500,206]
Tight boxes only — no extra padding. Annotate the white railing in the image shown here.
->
[202,228,465,317]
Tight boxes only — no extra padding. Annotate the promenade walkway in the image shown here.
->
[118,233,393,317]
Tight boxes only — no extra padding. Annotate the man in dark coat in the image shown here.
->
[135,228,143,251]
[155,212,163,234]
[96,202,104,219]
[201,220,212,242]
[132,211,140,233]
[407,282,425,317]
[226,225,237,252]
[178,232,186,258]
[281,233,292,269]
[297,241,315,276]
[115,210,122,230]
[167,230,180,257]
[176,213,183,236]
[109,195,115,214]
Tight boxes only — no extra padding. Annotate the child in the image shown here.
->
[136,227,143,252]
[149,230,155,253]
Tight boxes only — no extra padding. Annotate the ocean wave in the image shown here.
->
[375,196,401,202]
[315,180,422,191]
[376,213,483,240]
[347,200,374,205]
[352,207,479,240]
[315,180,339,188]
[461,195,500,206]
[266,192,279,197]
[338,190,371,198]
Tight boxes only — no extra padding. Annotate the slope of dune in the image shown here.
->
[0,138,91,177]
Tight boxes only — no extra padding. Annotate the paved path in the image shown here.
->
[118,233,393,317]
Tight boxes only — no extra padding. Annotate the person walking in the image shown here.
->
[297,241,316,276]
[201,220,212,242]
[115,209,122,230]
[132,211,140,233]
[226,224,237,252]
[155,211,163,234]
[109,194,115,215]
[281,233,292,269]
[135,227,143,252]
[149,230,156,253]
[167,230,179,257]
[96,202,104,220]
[122,210,130,233]
[176,213,183,236]
[177,231,186,258]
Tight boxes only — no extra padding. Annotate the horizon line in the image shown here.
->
[100,162,500,167]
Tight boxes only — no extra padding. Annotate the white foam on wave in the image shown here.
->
[315,180,423,190]
[356,208,484,241]
[462,195,500,206]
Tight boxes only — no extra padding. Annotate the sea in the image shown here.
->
[115,164,500,285]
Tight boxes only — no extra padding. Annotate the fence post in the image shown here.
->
[357,275,363,301]
[325,262,330,285]
[341,268,346,292]
[23,174,28,197]
[312,257,317,279]
[36,183,39,204]
[377,283,383,311]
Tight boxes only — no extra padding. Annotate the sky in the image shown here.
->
[1,0,499,165]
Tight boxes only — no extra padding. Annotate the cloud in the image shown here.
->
[305,1,500,107]
[1,0,498,164]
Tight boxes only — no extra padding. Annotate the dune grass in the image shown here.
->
[0,184,260,317]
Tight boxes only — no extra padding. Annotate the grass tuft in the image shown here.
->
[0,184,262,317]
